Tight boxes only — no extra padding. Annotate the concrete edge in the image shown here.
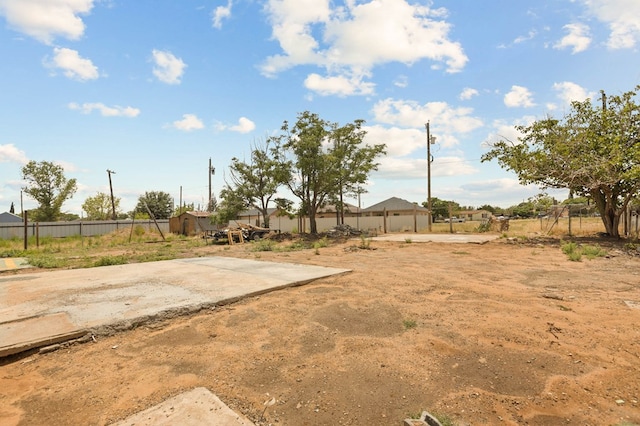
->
[110,387,255,426]
[0,329,87,358]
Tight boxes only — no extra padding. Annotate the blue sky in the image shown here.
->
[1,0,639,216]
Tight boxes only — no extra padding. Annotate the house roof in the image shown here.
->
[172,211,211,219]
[317,203,361,213]
[0,211,23,223]
[238,208,279,217]
[361,197,427,212]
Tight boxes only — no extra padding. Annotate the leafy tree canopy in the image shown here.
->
[274,111,386,233]
[482,86,640,237]
[174,202,195,216]
[422,197,461,218]
[21,160,77,222]
[227,140,289,227]
[82,192,121,220]
[213,186,248,225]
[135,191,173,219]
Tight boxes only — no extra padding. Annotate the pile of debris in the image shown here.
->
[326,224,362,238]
[209,223,272,243]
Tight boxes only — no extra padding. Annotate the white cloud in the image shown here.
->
[216,117,256,133]
[393,75,408,88]
[0,143,28,164]
[54,160,78,173]
[371,98,483,147]
[229,117,256,133]
[483,116,536,148]
[554,23,591,53]
[261,0,468,95]
[172,114,204,131]
[152,49,186,84]
[513,30,537,45]
[377,155,477,179]
[68,102,140,117]
[304,72,375,96]
[578,0,640,49]
[364,125,424,157]
[212,0,232,29]
[504,85,535,108]
[45,47,99,81]
[0,0,94,44]
[552,81,595,105]
[459,87,478,100]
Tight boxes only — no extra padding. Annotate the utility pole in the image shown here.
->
[425,122,436,232]
[107,169,116,220]
[208,158,215,211]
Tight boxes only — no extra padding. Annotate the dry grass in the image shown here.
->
[1,217,633,271]
[429,217,607,237]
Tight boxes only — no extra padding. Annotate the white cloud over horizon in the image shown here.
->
[261,0,468,96]
[0,143,28,164]
[552,81,595,106]
[371,98,483,148]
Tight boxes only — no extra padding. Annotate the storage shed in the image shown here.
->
[169,211,215,236]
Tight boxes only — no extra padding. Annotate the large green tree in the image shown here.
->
[135,191,173,219]
[21,160,77,221]
[227,141,289,227]
[330,119,386,224]
[421,197,460,219]
[82,192,121,220]
[482,87,640,237]
[213,186,248,225]
[274,111,386,234]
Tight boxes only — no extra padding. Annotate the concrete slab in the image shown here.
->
[0,257,349,357]
[110,387,255,426]
[372,233,498,244]
[0,312,86,357]
[0,258,31,271]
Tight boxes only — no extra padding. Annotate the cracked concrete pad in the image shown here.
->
[0,257,349,357]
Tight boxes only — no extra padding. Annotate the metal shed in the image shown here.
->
[170,211,215,236]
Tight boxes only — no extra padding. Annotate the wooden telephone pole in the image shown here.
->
[107,169,116,220]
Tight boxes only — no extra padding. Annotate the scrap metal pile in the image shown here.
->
[210,223,272,243]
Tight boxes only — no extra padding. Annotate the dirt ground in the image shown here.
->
[1,236,640,426]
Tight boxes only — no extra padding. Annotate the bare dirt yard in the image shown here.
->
[1,236,640,426]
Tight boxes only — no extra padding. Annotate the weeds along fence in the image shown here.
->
[272,215,611,237]
[0,215,619,240]
[0,219,170,240]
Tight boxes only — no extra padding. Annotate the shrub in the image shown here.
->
[251,239,276,252]
[93,255,128,267]
[27,254,68,269]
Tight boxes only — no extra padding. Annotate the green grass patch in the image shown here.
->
[93,255,128,267]
[252,239,276,252]
[581,244,607,259]
[26,254,68,269]
[561,241,607,262]
[403,319,417,330]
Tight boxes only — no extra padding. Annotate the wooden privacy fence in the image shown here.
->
[0,219,170,240]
